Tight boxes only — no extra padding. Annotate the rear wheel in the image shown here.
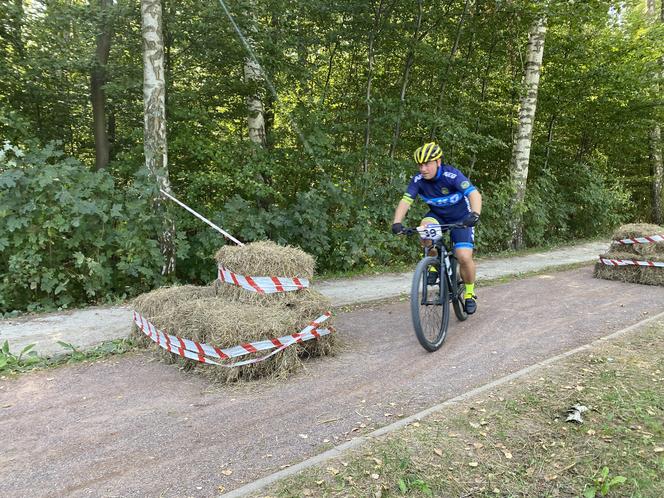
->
[410,256,449,352]
[450,257,468,321]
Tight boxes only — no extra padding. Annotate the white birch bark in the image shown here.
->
[141,0,176,275]
[244,57,267,146]
[651,125,663,223]
[647,0,663,223]
[509,16,547,250]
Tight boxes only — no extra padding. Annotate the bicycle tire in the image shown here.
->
[450,257,468,321]
[410,256,450,352]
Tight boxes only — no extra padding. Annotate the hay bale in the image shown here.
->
[594,251,664,286]
[132,285,337,382]
[609,223,664,257]
[131,242,337,382]
[215,240,315,280]
[148,296,336,383]
[611,223,664,240]
[131,285,218,349]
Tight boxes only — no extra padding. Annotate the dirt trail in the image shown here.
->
[2,267,662,498]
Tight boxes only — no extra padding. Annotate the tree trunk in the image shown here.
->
[389,0,423,159]
[363,0,394,173]
[429,0,471,140]
[319,40,338,108]
[244,58,267,147]
[141,0,176,276]
[647,0,663,223]
[509,16,547,250]
[90,0,113,171]
[651,125,664,224]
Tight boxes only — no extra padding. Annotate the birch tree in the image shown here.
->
[647,0,663,223]
[141,0,176,275]
[509,15,547,250]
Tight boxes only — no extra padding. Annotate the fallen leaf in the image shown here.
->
[587,429,596,436]
[469,422,480,429]
[371,473,380,479]
[502,450,513,459]
[433,448,443,456]
[473,443,484,450]
[654,447,664,453]
[315,480,324,485]
[298,434,308,439]
[221,470,233,476]
[468,462,479,467]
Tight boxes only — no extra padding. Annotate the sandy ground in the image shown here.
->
[2,266,662,498]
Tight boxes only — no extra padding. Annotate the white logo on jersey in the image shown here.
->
[414,174,423,183]
[443,172,457,179]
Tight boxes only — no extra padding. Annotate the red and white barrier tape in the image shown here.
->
[599,258,664,268]
[133,311,332,367]
[614,234,664,245]
[217,266,309,294]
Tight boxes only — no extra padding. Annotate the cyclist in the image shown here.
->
[391,142,482,314]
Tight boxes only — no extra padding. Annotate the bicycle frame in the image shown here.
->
[421,237,457,305]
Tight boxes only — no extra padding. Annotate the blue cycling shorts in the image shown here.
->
[421,211,474,250]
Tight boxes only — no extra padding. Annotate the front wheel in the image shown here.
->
[411,256,450,352]
[450,257,468,322]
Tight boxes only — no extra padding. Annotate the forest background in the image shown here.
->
[0,0,662,314]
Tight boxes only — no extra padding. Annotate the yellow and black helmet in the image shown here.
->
[413,142,442,164]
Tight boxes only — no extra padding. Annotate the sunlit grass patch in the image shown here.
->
[262,322,664,497]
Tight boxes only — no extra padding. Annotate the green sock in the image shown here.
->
[464,283,475,299]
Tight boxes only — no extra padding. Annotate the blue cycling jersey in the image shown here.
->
[402,164,477,222]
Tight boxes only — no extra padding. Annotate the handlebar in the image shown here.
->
[401,223,467,236]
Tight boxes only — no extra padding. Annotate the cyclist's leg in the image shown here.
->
[420,213,442,284]
[419,213,441,256]
[451,227,478,313]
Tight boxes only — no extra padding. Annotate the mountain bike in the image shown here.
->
[403,223,469,352]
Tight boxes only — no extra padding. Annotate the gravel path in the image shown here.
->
[2,266,662,498]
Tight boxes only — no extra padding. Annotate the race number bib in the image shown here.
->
[417,224,443,241]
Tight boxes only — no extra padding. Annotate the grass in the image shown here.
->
[258,320,664,498]
[0,337,139,377]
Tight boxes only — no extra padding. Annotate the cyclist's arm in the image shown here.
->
[393,199,411,223]
[467,190,482,215]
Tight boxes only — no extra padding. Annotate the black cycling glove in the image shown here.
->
[391,222,404,235]
[463,211,481,227]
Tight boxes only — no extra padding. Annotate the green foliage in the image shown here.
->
[0,340,40,372]
[583,467,627,498]
[0,141,165,313]
[0,0,661,311]
[0,338,137,374]
[397,475,433,495]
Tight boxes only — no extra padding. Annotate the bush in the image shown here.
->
[0,141,165,313]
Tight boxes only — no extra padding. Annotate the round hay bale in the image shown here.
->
[593,251,664,286]
[215,240,315,281]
